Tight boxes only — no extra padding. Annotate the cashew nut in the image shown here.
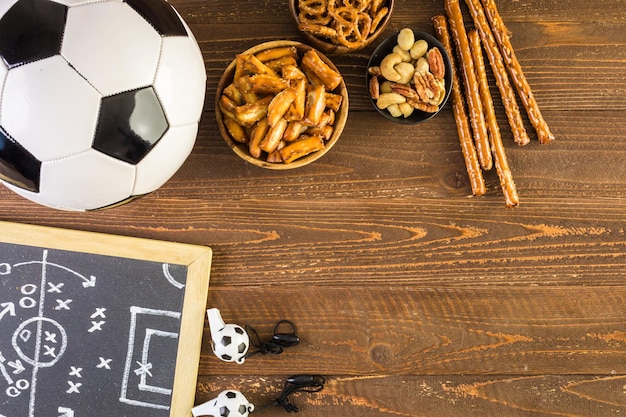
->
[409,39,428,60]
[397,28,415,51]
[380,53,404,82]
[392,45,412,63]
[376,92,406,109]
[394,62,415,85]
[386,103,403,118]
[398,102,415,118]
[415,57,429,74]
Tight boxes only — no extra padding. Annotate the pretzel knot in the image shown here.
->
[332,6,371,48]
[299,0,333,25]
[300,0,329,15]
[342,0,368,12]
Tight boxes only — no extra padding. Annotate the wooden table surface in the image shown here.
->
[2,0,626,415]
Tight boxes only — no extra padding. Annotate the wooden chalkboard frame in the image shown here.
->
[0,220,211,417]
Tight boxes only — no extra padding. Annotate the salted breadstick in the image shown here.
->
[444,0,492,171]
[467,30,500,150]
[469,30,519,207]
[432,15,486,197]
[462,0,530,146]
[479,0,554,144]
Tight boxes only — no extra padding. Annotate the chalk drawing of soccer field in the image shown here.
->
[0,246,188,417]
[120,306,182,410]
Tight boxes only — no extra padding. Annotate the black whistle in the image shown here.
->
[272,332,300,347]
[286,374,325,388]
[272,320,300,347]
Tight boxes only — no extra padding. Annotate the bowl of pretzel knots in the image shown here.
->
[289,0,394,53]
[216,40,349,169]
[367,28,453,124]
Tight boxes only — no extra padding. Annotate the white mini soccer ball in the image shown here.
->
[192,390,254,417]
[211,323,250,364]
[0,0,206,210]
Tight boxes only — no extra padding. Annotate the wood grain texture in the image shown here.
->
[202,285,626,375]
[196,375,626,417]
[0,0,625,415]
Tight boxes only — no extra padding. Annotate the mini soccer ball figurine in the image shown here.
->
[192,390,255,417]
[207,308,250,364]
[0,0,206,210]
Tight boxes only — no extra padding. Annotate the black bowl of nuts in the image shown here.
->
[366,28,453,124]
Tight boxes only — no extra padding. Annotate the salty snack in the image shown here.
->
[461,0,530,146]
[368,28,447,119]
[434,12,520,207]
[296,0,390,50]
[473,0,554,144]
[444,0,491,170]
[469,29,519,207]
[432,15,486,197]
[218,45,344,164]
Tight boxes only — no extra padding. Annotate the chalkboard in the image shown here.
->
[0,221,212,417]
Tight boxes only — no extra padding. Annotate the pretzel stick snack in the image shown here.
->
[479,0,554,144]
[467,30,500,152]
[462,0,530,146]
[444,0,492,171]
[469,30,519,207]
[432,15,486,197]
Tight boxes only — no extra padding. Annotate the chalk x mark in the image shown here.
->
[91,308,106,319]
[44,331,57,343]
[88,320,105,332]
[69,367,82,378]
[43,345,57,358]
[47,282,64,293]
[134,361,153,377]
[97,357,112,370]
[54,299,73,311]
[66,381,82,394]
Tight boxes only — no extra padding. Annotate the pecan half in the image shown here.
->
[427,47,445,80]
[391,81,440,113]
[389,82,419,101]
[413,71,439,102]
[369,74,380,99]
[406,97,439,113]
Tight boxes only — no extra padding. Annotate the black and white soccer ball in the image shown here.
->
[0,0,206,210]
[191,390,254,417]
[214,390,254,417]
[210,323,250,364]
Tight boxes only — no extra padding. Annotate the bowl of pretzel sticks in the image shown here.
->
[366,28,453,124]
[216,40,349,169]
[289,0,394,53]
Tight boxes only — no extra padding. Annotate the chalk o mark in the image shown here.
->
[20,284,38,296]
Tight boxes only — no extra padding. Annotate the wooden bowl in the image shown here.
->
[215,40,349,169]
[288,0,394,54]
